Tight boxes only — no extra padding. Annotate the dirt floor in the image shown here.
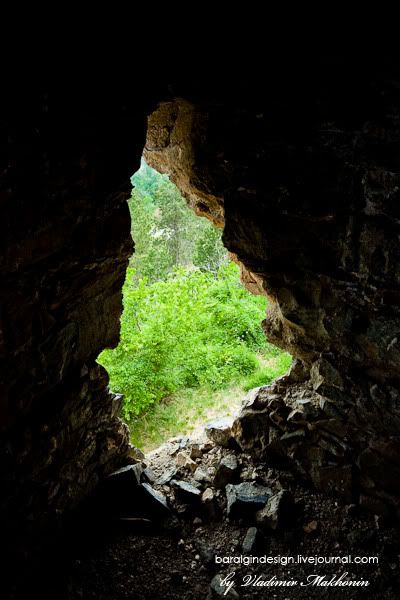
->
[15,432,400,600]
[61,487,400,600]
[64,503,399,600]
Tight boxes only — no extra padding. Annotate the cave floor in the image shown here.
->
[46,437,400,600]
[62,495,400,600]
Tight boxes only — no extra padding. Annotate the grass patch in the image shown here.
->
[242,352,292,391]
[128,353,291,452]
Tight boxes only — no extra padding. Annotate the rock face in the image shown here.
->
[0,81,158,555]
[2,60,400,562]
[144,67,400,516]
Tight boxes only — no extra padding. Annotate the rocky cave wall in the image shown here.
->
[0,80,161,552]
[1,61,400,556]
[145,67,400,517]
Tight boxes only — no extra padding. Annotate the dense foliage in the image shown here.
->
[98,162,291,427]
[128,162,227,280]
[99,263,279,420]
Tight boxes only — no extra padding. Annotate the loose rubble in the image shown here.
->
[214,455,238,489]
[255,489,295,531]
[67,418,400,599]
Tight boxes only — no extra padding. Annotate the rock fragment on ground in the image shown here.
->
[194,465,213,484]
[303,519,319,535]
[256,489,294,531]
[226,482,271,520]
[176,451,197,472]
[214,455,238,489]
[242,526,261,554]
[107,463,143,487]
[142,466,156,484]
[157,466,178,486]
[205,417,234,448]
[138,483,171,520]
[171,479,202,503]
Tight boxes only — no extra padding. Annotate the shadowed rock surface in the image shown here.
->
[2,59,400,596]
[145,70,400,517]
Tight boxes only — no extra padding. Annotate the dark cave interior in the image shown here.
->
[2,58,400,598]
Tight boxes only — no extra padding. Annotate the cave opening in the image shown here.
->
[97,159,292,452]
[4,62,400,599]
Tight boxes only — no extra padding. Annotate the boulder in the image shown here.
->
[99,463,144,514]
[194,465,213,484]
[214,455,238,489]
[226,482,271,520]
[231,410,270,456]
[137,483,171,520]
[142,467,156,484]
[176,451,197,472]
[107,463,143,487]
[171,479,202,503]
[205,417,234,448]
[157,466,178,486]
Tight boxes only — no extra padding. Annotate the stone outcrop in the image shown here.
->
[144,67,400,516]
[0,83,157,556]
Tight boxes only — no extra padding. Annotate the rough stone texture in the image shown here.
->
[145,64,400,516]
[213,454,238,489]
[226,482,272,520]
[0,80,160,555]
[2,60,400,565]
[144,99,225,228]
[242,526,261,554]
[170,479,202,501]
[204,417,234,448]
[256,489,295,531]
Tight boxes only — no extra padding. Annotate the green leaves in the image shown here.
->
[128,161,227,282]
[98,263,282,421]
[97,161,291,426]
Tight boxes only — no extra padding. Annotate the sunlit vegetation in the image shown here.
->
[98,162,291,448]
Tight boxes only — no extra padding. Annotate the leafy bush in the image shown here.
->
[243,353,292,391]
[98,161,292,428]
[98,262,280,421]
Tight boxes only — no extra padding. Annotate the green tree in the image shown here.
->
[129,161,227,280]
[193,223,227,273]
